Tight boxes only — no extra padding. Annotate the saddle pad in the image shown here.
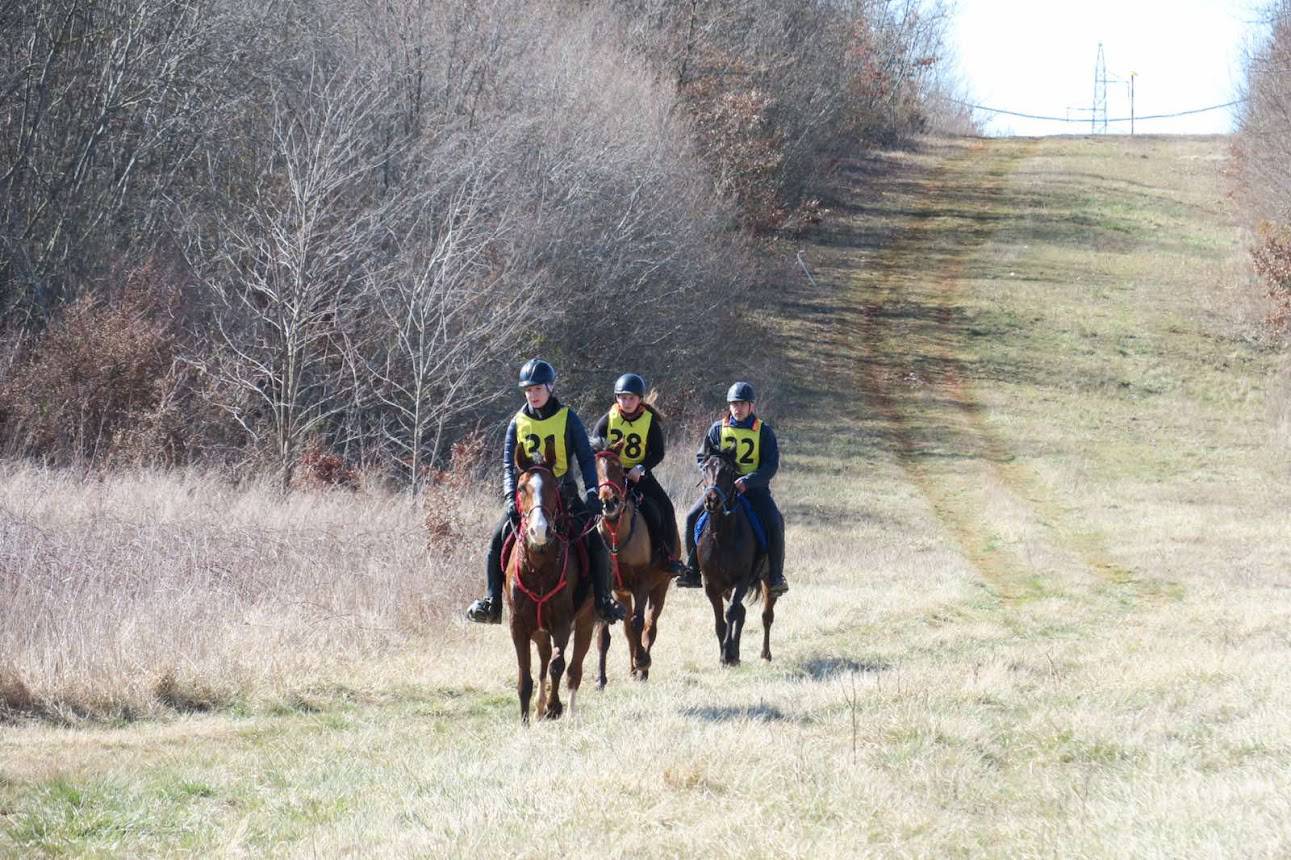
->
[694,496,768,553]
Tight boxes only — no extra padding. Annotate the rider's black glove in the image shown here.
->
[583,490,603,516]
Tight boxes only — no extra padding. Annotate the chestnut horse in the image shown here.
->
[505,445,596,723]
[593,446,673,684]
[696,449,777,665]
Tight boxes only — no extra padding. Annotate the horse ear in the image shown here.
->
[543,435,557,468]
[611,439,625,456]
[515,441,532,472]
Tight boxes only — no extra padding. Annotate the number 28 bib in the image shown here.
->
[720,417,762,476]
[514,407,570,476]
[607,405,653,468]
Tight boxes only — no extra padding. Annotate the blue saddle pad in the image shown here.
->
[694,495,768,553]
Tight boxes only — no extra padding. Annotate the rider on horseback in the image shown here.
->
[676,382,789,596]
[591,373,689,578]
[465,359,627,625]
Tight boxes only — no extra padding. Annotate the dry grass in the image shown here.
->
[3,135,1291,857]
[0,467,485,723]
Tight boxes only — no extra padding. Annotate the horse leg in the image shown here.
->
[544,626,570,720]
[596,621,611,690]
[724,587,748,665]
[761,586,776,662]
[567,611,595,718]
[630,591,650,677]
[512,625,533,724]
[534,633,552,720]
[707,585,727,664]
[639,580,669,681]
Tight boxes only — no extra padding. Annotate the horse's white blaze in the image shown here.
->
[526,472,550,546]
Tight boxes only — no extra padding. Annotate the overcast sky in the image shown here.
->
[948,0,1268,136]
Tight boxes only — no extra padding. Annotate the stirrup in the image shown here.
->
[465,596,502,624]
[598,595,626,624]
[675,566,703,588]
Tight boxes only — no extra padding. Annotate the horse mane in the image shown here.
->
[707,447,739,470]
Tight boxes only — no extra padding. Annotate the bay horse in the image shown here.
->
[505,444,596,723]
[593,445,673,684]
[696,449,777,665]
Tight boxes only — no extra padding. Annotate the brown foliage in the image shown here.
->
[294,440,360,491]
[0,267,184,465]
[424,430,487,546]
[1251,222,1291,331]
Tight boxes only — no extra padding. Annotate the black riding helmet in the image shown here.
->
[726,381,756,402]
[518,358,556,388]
[614,373,646,397]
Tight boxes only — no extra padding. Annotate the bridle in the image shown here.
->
[594,449,638,590]
[701,455,737,517]
[511,464,573,631]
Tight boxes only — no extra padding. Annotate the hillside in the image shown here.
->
[3,135,1290,856]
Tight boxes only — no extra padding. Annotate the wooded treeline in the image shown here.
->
[0,0,970,487]
[1238,1,1291,331]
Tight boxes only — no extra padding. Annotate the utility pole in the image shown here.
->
[1092,43,1108,134]
[1129,72,1137,134]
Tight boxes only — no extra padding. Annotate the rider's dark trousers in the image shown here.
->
[634,474,680,559]
[484,509,517,601]
[684,488,785,581]
[484,490,613,603]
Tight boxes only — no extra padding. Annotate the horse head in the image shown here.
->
[515,442,560,549]
[593,439,628,521]
[701,449,739,515]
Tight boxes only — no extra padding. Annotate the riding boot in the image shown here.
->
[766,514,788,597]
[586,533,626,623]
[675,552,702,588]
[466,512,511,623]
[676,498,705,588]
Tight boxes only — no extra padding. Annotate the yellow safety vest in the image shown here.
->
[719,417,762,476]
[514,407,570,477]
[606,405,653,469]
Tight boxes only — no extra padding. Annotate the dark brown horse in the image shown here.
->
[593,446,673,684]
[504,445,596,723]
[696,450,777,665]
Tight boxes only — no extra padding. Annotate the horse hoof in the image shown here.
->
[596,678,607,691]
[635,652,652,670]
[545,703,564,720]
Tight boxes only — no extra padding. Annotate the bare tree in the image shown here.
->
[353,155,533,489]
[186,64,383,489]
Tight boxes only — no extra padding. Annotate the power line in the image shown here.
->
[944,97,1246,124]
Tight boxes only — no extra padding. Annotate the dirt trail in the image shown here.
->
[812,138,1144,601]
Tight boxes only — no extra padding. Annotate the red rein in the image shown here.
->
[594,450,630,591]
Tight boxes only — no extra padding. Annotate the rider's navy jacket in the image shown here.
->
[695,414,780,494]
[502,396,597,498]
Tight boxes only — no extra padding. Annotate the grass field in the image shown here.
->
[3,135,1290,857]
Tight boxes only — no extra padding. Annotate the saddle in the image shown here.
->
[694,495,768,553]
